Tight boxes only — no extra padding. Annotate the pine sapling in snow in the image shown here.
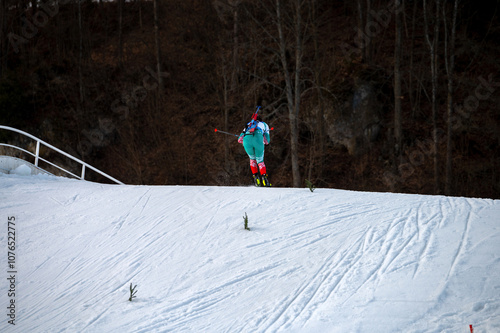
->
[305,179,316,192]
[128,283,138,301]
[243,212,250,231]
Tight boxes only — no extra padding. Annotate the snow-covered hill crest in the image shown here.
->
[1,173,499,332]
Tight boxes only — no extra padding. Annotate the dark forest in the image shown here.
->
[1,0,499,198]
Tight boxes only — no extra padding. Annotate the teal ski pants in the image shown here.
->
[243,132,265,163]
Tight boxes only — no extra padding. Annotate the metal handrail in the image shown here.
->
[0,125,124,184]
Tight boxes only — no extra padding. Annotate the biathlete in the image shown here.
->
[238,115,271,187]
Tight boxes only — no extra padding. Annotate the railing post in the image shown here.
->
[81,165,86,180]
[35,141,40,167]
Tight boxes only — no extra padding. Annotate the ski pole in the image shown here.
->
[214,128,239,137]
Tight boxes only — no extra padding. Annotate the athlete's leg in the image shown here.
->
[249,159,259,174]
[251,133,265,164]
[243,135,256,160]
[258,162,266,175]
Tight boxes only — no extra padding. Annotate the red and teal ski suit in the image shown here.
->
[238,121,271,175]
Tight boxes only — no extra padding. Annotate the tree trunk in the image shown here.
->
[365,0,371,62]
[118,0,124,67]
[355,0,371,63]
[409,0,417,119]
[423,0,441,194]
[226,1,240,168]
[223,74,229,168]
[444,0,458,195]
[231,1,239,96]
[276,0,301,187]
[78,0,84,105]
[312,0,326,179]
[356,0,365,62]
[394,0,403,171]
[292,0,303,187]
[153,0,164,90]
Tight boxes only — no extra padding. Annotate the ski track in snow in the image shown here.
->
[0,175,499,333]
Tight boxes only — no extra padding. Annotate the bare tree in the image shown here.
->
[394,0,403,171]
[230,0,240,97]
[276,0,303,187]
[443,0,458,195]
[355,0,372,63]
[227,1,241,166]
[118,0,124,67]
[212,0,241,168]
[408,0,418,119]
[78,0,84,105]
[153,0,164,90]
[228,1,240,167]
[423,0,441,194]
[309,0,326,181]
[239,0,314,187]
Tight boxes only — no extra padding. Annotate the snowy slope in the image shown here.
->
[1,172,499,333]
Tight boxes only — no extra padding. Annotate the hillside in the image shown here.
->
[1,172,499,332]
[1,0,499,198]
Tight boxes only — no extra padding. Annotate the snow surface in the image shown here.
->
[1,173,499,333]
[11,164,32,176]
